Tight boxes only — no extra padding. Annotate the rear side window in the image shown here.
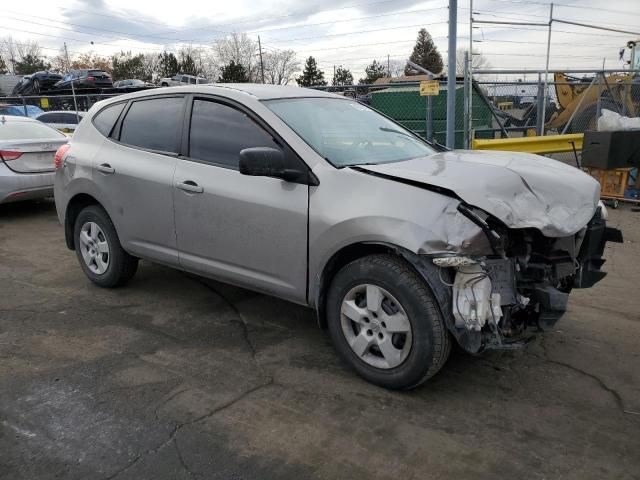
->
[63,113,81,124]
[188,99,279,168]
[119,97,183,153]
[93,103,125,137]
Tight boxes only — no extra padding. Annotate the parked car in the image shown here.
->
[53,85,621,389]
[113,79,154,89]
[1,115,68,204]
[11,71,63,95]
[35,111,85,133]
[160,74,208,87]
[54,69,113,90]
[0,104,45,118]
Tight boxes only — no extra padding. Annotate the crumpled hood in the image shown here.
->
[357,150,600,237]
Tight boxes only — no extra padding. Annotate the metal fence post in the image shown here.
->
[446,0,458,148]
[463,51,470,148]
[536,73,544,135]
[426,91,433,142]
[596,72,602,124]
[622,81,629,116]
[22,97,27,117]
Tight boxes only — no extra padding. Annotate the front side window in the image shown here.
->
[188,99,279,168]
[93,102,126,137]
[181,76,189,83]
[264,98,436,167]
[119,97,183,153]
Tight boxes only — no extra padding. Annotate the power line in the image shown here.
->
[143,0,449,37]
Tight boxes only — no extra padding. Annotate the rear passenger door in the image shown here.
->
[173,97,309,303]
[92,95,186,266]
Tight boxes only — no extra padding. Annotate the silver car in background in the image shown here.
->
[1,115,68,204]
[53,85,621,390]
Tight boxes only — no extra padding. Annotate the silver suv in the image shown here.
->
[54,85,621,389]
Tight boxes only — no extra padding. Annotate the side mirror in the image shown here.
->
[239,147,304,183]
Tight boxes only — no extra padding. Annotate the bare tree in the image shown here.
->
[213,33,258,81]
[387,59,405,78]
[263,49,299,85]
[456,49,490,76]
[1,37,43,74]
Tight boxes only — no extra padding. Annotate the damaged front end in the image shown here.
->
[425,204,623,353]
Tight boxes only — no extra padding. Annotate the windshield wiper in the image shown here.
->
[379,126,415,138]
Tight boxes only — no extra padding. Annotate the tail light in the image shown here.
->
[87,76,95,81]
[54,144,71,169]
[0,150,23,161]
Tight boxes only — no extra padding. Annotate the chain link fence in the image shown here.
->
[0,93,119,118]
[0,72,638,149]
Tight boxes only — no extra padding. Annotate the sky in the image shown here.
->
[1,0,639,80]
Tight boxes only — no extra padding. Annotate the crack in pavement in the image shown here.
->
[539,338,628,414]
[101,274,276,480]
[174,437,200,479]
[101,378,274,480]
[184,274,261,364]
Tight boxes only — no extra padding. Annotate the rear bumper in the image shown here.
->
[0,163,54,204]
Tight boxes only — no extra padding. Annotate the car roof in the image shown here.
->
[134,84,338,100]
[36,110,85,116]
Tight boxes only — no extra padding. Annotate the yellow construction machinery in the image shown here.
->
[546,40,640,133]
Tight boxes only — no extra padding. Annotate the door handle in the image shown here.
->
[97,163,115,174]
[176,180,203,194]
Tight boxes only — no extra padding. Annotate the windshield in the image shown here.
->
[264,97,436,167]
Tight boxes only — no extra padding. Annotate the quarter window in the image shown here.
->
[188,100,279,168]
[93,102,125,137]
[119,97,183,153]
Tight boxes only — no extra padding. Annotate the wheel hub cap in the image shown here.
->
[79,221,110,275]
[340,284,412,370]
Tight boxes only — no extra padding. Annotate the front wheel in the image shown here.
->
[326,254,451,389]
[73,205,138,288]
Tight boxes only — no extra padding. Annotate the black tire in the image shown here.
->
[161,82,169,87]
[326,254,451,390]
[73,205,138,288]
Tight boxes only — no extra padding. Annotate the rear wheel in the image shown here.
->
[73,205,138,288]
[326,254,451,389]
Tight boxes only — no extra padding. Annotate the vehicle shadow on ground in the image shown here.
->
[0,198,57,219]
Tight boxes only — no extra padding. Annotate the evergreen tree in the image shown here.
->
[359,60,387,84]
[404,28,443,75]
[296,56,327,87]
[112,52,147,81]
[218,61,249,83]
[15,54,50,75]
[332,65,353,86]
[157,52,180,78]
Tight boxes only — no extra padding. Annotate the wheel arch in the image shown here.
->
[314,242,442,329]
[64,193,103,250]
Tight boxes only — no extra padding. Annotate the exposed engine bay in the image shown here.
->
[431,204,623,353]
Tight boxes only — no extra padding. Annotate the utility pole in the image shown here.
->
[387,54,390,77]
[541,2,553,135]
[257,35,265,84]
[446,0,457,149]
[64,42,70,70]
